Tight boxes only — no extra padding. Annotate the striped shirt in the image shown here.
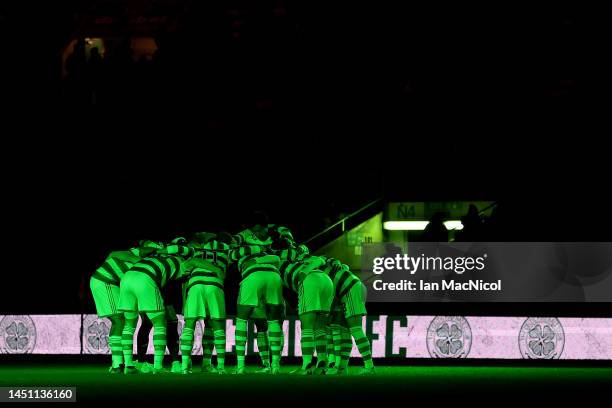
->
[92,247,142,286]
[184,239,231,292]
[129,244,195,288]
[278,249,325,292]
[230,245,280,280]
[322,258,360,298]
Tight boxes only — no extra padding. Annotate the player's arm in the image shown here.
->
[276,225,295,244]
[136,246,159,258]
[158,244,195,257]
[228,245,264,262]
[305,255,326,270]
[109,249,140,263]
[232,231,247,246]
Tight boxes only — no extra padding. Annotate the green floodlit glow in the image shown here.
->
[383,221,464,231]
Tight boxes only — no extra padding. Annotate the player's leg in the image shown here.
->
[235,274,260,374]
[296,311,316,374]
[165,305,181,373]
[326,305,345,374]
[117,273,140,374]
[338,319,352,373]
[265,304,284,374]
[136,313,153,370]
[180,317,197,374]
[344,282,374,374]
[313,313,330,372]
[325,323,335,369]
[132,274,167,373]
[206,286,227,374]
[107,314,125,372]
[122,311,139,374]
[201,320,215,372]
[311,274,334,373]
[344,314,373,372]
[146,311,167,372]
[89,277,124,372]
[182,285,207,373]
[235,304,255,374]
[253,316,270,370]
[264,273,285,374]
[209,319,227,373]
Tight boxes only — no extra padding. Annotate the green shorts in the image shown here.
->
[251,299,287,320]
[90,276,121,317]
[238,271,282,307]
[251,304,267,319]
[118,271,165,313]
[341,282,367,318]
[183,284,226,320]
[298,272,333,315]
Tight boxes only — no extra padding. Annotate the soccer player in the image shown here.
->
[230,238,284,374]
[275,241,333,374]
[90,240,161,373]
[179,232,232,375]
[118,238,194,374]
[229,213,293,374]
[322,257,375,375]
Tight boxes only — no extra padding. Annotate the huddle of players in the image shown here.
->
[89,216,375,376]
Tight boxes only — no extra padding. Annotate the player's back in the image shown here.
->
[185,239,231,289]
[323,258,361,298]
[92,247,142,285]
[130,244,194,288]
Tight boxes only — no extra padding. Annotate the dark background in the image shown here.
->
[1,1,609,316]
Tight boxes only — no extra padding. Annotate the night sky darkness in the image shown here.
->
[1,2,609,316]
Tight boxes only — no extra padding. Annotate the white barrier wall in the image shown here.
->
[1,314,611,360]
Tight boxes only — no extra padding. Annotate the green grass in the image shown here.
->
[1,364,612,404]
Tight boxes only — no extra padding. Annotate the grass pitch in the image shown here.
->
[1,363,611,405]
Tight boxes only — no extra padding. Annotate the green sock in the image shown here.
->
[280,324,285,355]
[331,324,342,367]
[257,331,270,367]
[109,335,123,368]
[153,325,166,370]
[340,326,352,369]
[268,320,283,368]
[180,327,194,370]
[235,318,248,369]
[213,329,226,370]
[301,328,315,369]
[201,325,214,368]
[350,325,374,369]
[121,325,136,367]
[325,327,335,365]
[314,328,327,365]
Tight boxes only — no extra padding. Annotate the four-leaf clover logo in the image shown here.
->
[435,322,463,356]
[5,321,29,351]
[528,324,555,357]
[87,320,109,350]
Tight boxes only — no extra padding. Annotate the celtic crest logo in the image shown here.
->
[83,315,110,354]
[427,316,472,358]
[519,317,564,359]
[0,315,37,354]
